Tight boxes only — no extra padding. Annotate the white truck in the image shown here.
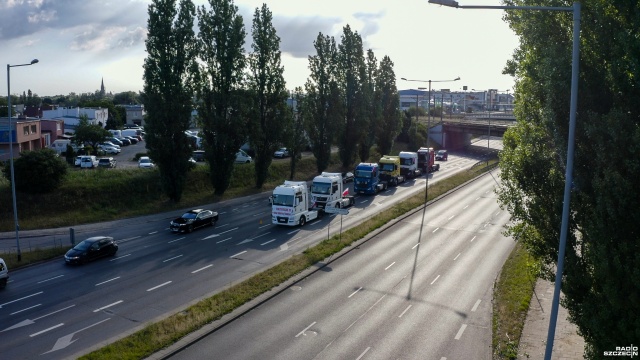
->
[271,181,320,226]
[399,151,422,179]
[310,172,355,211]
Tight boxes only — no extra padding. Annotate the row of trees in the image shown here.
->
[144,0,401,202]
[498,1,639,358]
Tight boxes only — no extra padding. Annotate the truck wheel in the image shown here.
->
[299,216,306,227]
[336,202,341,209]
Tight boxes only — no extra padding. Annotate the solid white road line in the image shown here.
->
[230,251,247,259]
[95,277,121,286]
[259,223,271,229]
[10,304,42,315]
[93,300,123,313]
[147,281,172,292]
[398,304,412,318]
[30,323,64,337]
[110,253,131,261]
[385,262,396,270]
[355,347,371,360]
[287,229,300,235]
[260,239,276,245]
[148,231,158,235]
[163,254,183,262]
[348,287,363,298]
[430,275,440,285]
[455,324,467,340]
[218,227,239,235]
[295,321,316,338]
[0,291,43,309]
[191,265,213,274]
[216,237,232,244]
[33,305,76,321]
[471,299,481,312]
[38,275,64,284]
[168,237,185,243]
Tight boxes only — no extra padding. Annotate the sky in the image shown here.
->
[1,0,519,98]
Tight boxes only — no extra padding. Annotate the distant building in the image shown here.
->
[0,117,43,161]
[41,107,108,129]
[120,105,145,127]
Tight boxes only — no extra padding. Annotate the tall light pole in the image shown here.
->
[429,2,581,359]
[7,58,39,261]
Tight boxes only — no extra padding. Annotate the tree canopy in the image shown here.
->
[498,1,640,357]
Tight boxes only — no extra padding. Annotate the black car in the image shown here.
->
[64,236,118,265]
[436,150,448,161]
[170,209,219,233]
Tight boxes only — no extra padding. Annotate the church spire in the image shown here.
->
[100,78,105,97]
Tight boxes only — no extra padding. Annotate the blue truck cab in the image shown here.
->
[354,163,387,194]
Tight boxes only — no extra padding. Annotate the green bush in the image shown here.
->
[2,148,68,193]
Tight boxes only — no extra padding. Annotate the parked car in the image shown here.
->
[102,141,121,149]
[109,137,124,147]
[192,150,206,162]
[435,149,448,161]
[98,144,120,155]
[235,149,253,164]
[124,136,138,144]
[273,147,290,158]
[118,137,131,146]
[0,257,8,289]
[80,155,99,168]
[98,157,117,168]
[74,156,82,167]
[64,236,118,265]
[170,209,219,233]
[138,156,155,168]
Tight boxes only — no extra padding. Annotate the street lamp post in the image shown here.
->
[7,59,39,261]
[428,2,581,359]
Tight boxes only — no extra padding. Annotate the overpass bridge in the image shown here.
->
[428,113,516,150]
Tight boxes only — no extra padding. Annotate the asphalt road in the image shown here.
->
[170,171,512,360]
[0,140,504,359]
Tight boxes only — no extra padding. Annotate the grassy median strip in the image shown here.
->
[80,161,498,360]
[492,242,540,359]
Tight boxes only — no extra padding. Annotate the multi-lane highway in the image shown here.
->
[0,143,505,359]
[171,167,512,360]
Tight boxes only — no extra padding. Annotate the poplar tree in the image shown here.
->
[303,33,342,174]
[247,4,287,189]
[358,49,379,162]
[143,0,197,202]
[337,25,366,168]
[196,0,247,195]
[375,56,401,155]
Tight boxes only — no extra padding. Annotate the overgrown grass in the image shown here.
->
[0,155,343,232]
[492,242,540,359]
[80,160,498,360]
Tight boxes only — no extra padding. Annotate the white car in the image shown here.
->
[80,155,99,168]
[98,144,121,155]
[273,147,290,158]
[0,257,8,289]
[138,156,155,168]
[235,150,253,163]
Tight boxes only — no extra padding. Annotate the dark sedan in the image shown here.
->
[64,236,118,265]
[170,209,219,233]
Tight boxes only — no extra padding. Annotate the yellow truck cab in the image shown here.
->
[378,155,405,187]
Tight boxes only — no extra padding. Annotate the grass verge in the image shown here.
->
[492,242,540,359]
[80,160,498,360]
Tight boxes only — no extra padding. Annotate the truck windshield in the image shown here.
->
[311,182,330,194]
[401,158,413,166]
[272,194,294,206]
[380,163,395,172]
[355,170,372,178]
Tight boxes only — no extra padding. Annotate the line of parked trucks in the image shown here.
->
[271,147,442,227]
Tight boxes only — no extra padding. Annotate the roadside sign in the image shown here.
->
[324,207,349,215]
